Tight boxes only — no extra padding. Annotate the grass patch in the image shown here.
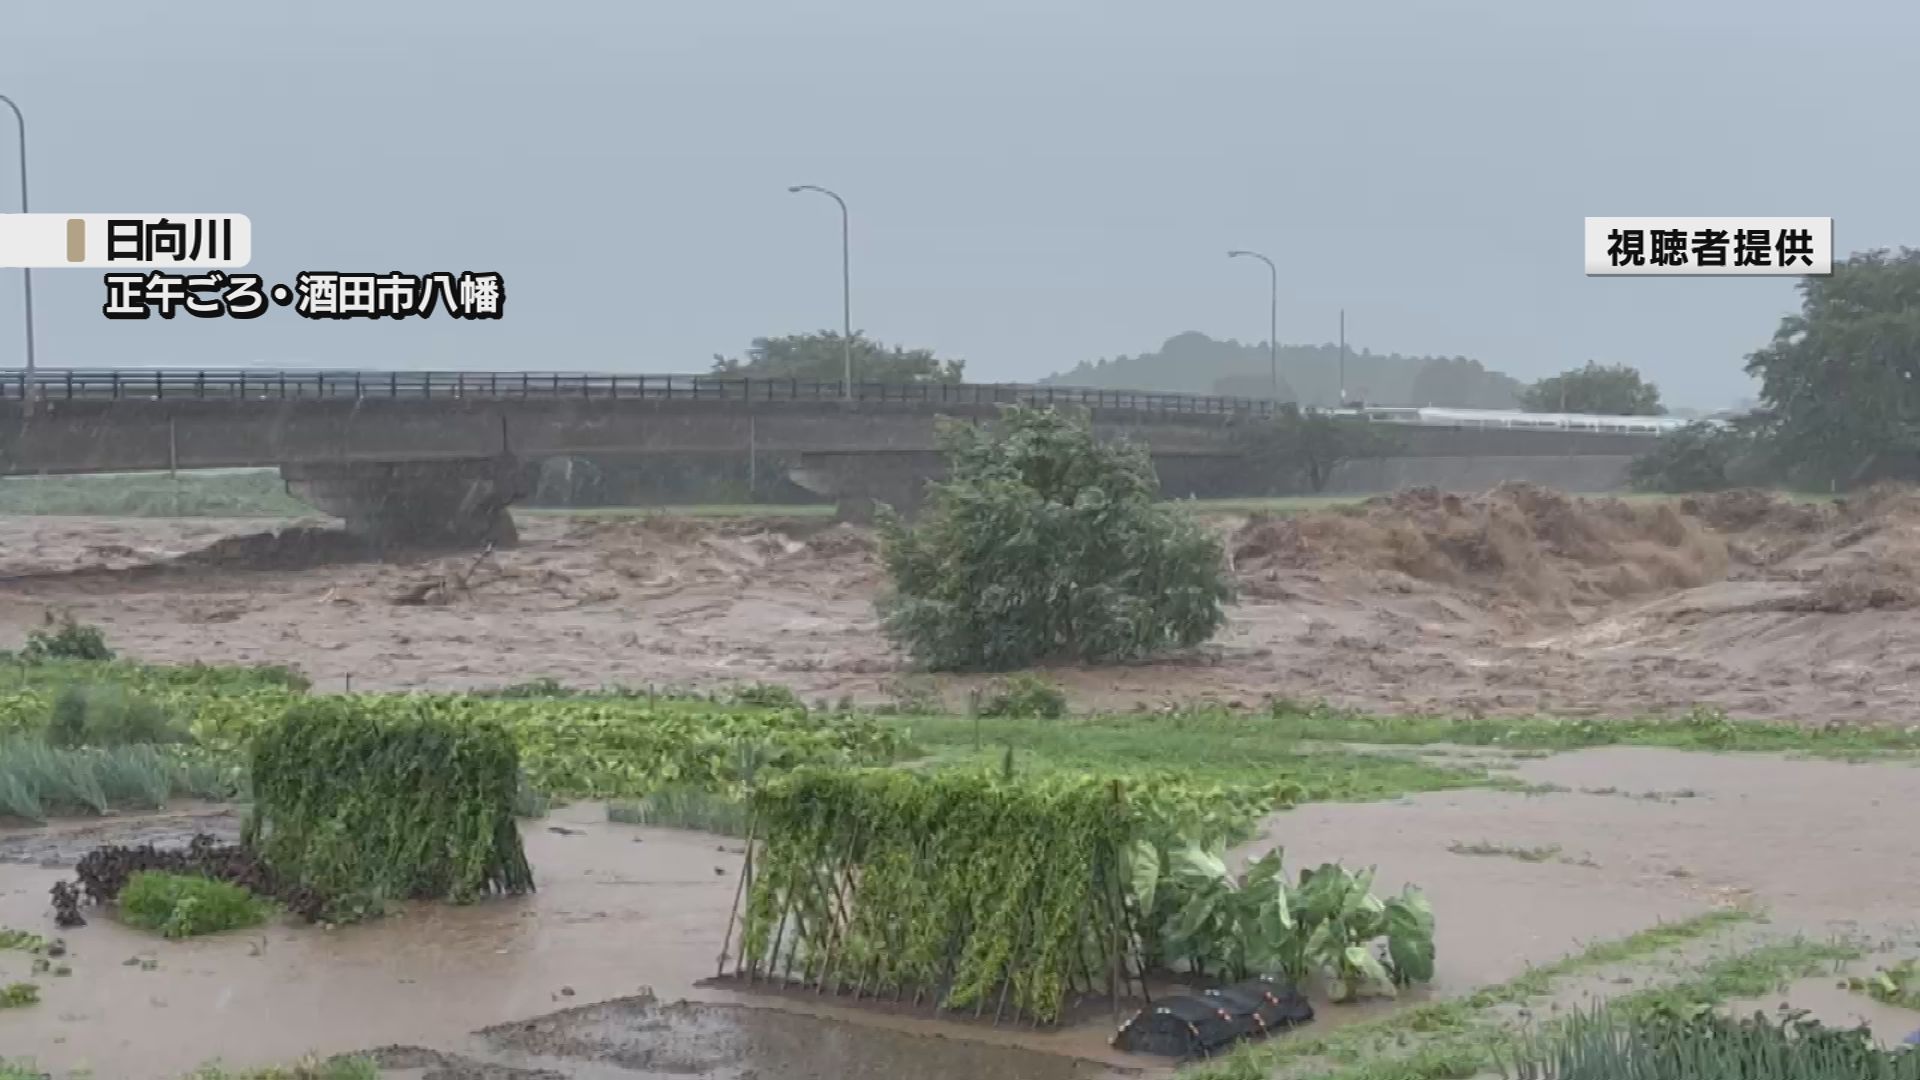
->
[0,469,309,517]
[1506,999,1920,1080]
[1258,701,1920,757]
[1189,909,1770,1080]
[119,871,274,939]
[607,786,750,836]
[0,738,241,821]
[0,657,310,697]
[897,711,1491,802]
[0,983,38,1009]
[1448,840,1562,863]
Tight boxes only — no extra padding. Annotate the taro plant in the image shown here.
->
[1133,843,1435,1002]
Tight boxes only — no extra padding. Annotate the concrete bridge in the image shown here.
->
[0,369,1659,545]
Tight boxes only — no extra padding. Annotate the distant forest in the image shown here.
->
[1042,331,1524,409]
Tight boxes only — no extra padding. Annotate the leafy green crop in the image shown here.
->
[500,698,903,798]
[734,768,1305,1025]
[740,769,1145,1023]
[1504,1001,1920,1079]
[1138,844,1435,1001]
[245,698,535,919]
[119,871,274,939]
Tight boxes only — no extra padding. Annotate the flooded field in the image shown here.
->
[3,748,1918,1078]
[3,488,1920,1076]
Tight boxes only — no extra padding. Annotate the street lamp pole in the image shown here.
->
[0,95,35,387]
[788,185,852,400]
[1227,249,1278,405]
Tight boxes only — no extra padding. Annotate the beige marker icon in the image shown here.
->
[0,214,252,268]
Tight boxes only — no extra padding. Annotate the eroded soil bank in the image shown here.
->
[3,748,1918,1078]
[1,484,1917,722]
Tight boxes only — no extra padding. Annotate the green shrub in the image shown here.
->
[1628,420,1758,493]
[244,698,535,919]
[978,673,1068,719]
[119,871,273,939]
[22,613,113,662]
[0,983,38,1009]
[46,683,182,747]
[878,405,1235,671]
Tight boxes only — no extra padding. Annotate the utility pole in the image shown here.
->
[788,185,853,400]
[0,94,36,402]
[1227,249,1279,404]
[1338,308,1347,406]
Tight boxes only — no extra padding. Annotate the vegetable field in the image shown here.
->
[0,660,909,820]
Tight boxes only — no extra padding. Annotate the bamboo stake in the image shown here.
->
[762,882,792,986]
[814,826,864,995]
[715,813,758,978]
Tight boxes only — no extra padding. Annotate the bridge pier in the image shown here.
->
[788,451,943,523]
[281,456,528,549]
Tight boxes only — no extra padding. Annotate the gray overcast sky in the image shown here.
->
[2,1,1914,410]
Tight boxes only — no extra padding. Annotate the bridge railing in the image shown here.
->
[0,368,1279,418]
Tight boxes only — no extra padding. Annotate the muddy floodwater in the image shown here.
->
[0,802,1145,1080]
[2,484,1918,723]
[4,491,1920,1074]
[3,749,1919,1077]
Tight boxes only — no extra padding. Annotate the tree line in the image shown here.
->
[1632,247,1920,492]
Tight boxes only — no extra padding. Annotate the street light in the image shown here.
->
[788,184,852,400]
[1227,249,1278,404]
[0,94,35,387]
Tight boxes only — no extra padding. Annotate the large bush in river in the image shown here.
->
[877,405,1234,671]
